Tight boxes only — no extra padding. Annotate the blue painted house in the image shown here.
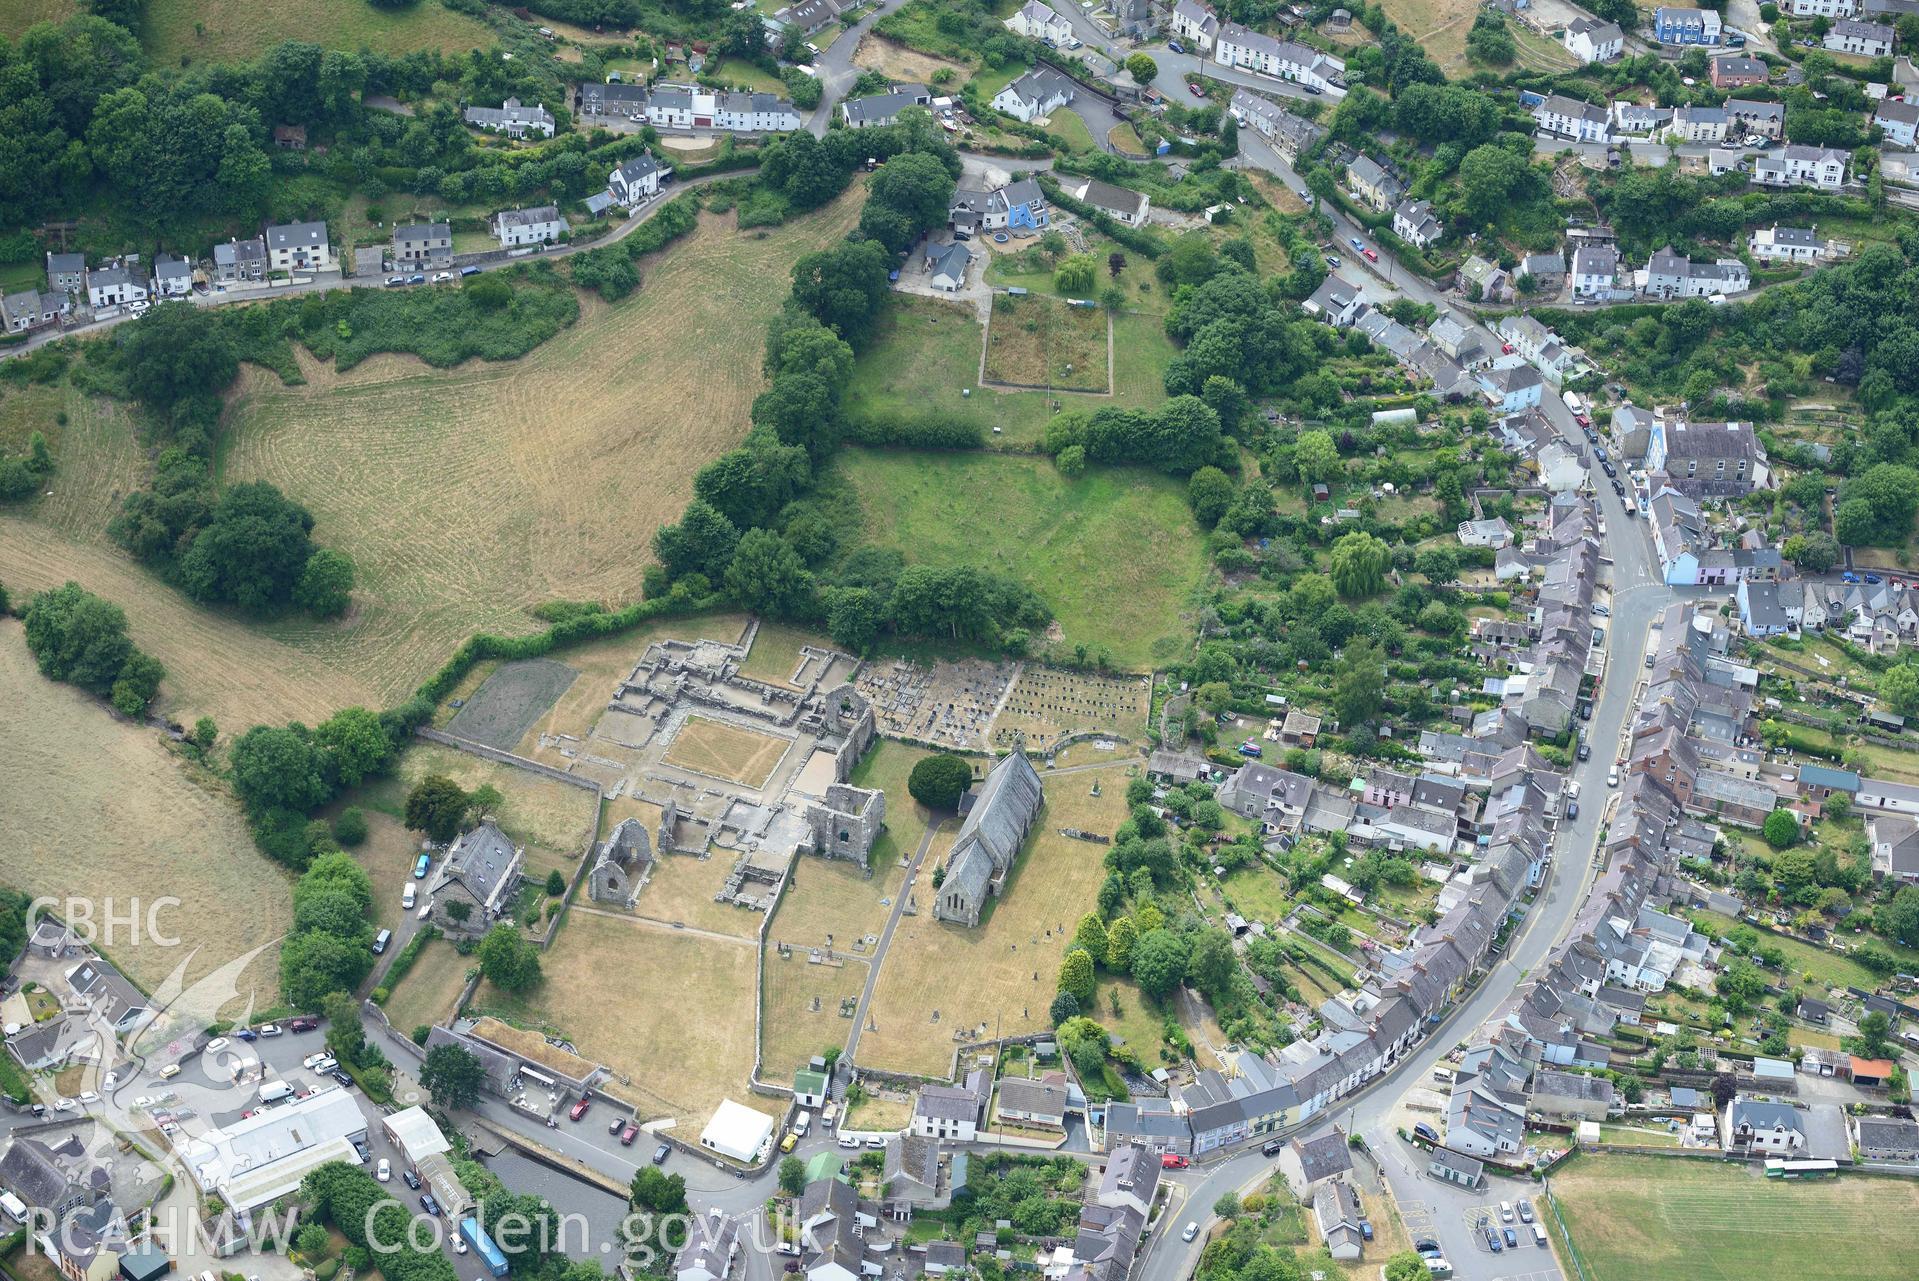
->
[1654,5,1721,44]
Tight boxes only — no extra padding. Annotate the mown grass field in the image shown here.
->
[843,294,1175,445]
[0,0,78,38]
[0,620,291,1006]
[141,0,494,66]
[380,938,472,1035]
[832,451,1206,669]
[1548,1154,1919,1281]
[859,761,1134,1076]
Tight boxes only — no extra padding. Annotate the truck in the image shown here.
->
[461,1217,510,1278]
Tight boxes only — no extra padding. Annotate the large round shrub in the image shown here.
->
[908,753,974,810]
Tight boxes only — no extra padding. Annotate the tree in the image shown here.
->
[1105,915,1138,973]
[1716,958,1765,1014]
[316,707,392,788]
[1187,928,1237,1001]
[278,930,372,1010]
[421,1043,486,1110]
[335,807,368,847]
[790,239,893,345]
[1837,464,1919,546]
[858,152,956,253]
[1071,913,1111,964]
[1293,430,1341,486]
[1125,53,1159,83]
[405,775,469,844]
[630,1166,688,1214]
[295,547,356,618]
[230,724,333,816]
[545,868,566,896]
[1384,1253,1429,1281]
[1334,637,1386,729]
[1763,808,1801,849]
[725,528,812,617]
[1859,1010,1893,1058]
[1782,531,1839,574]
[1414,546,1458,585]
[1048,990,1080,1025]
[1056,444,1087,478]
[1188,467,1235,527]
[21,582,134,698]
[908,754,974,809]
[1330,531,1389,598]
[1058,947,1096,1007]
[1458,143,1533,223]
[1880,664,1919,717]
[1056,254,1097,294]
[1212,1192,1240,1220]
[322,990,365,1066]
[178,482,321,612]
[1131,928,1189,998]
[477,923,542,992]
[778,1156,807,1196]
[116,302,237,412]
[1881,885,1919,946]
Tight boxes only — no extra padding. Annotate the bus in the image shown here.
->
[1764,1159,1838,1179]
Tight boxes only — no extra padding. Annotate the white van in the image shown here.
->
[258,1080,293,1105]
[402,883,417,910]
[1431,1066,1455,1085]
[794,1110,811,1137]
[1532,1225,1548,1248]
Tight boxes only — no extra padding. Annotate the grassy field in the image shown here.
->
[340,807,423,936]
[0,0,77,37]
[833,451,1205,669]
[737,620,836,687]
[141,0,494,65]
[480,910,771,1127]
[168,194,858,721]
[1548,1154,1919,1281]
[0,621,291,1006]
[381,938,472,1034]
[761,950,868,1082]
[983,292,1110,391]
[844,294,1174,444]
[663,716,792,788]
[632,854,764,938]
[1690,910,1880,992]
[774,852,910,952]
[1373,0,1476,73]
[1044,108,1099,154]
[0,384,382,729]
[858,761,1134,1076]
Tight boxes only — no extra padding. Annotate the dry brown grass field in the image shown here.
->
[0,621,292,1005]
[773,856,908,954]
[0,385,380,728]
[983,293,1110,391]
[0,197,859,734]
[380,938,473,1034]
[341,806,421,935]
[857,762,1131,1076]
[735,621,836,687]
[631,855,764,938]
[662,716,792,788]
[480,910,771,1126]
[852,34,970,82]
[760,949,868,1082]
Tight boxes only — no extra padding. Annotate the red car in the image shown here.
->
[569,1097,591,1122]
[1362,247,1378,262]
[1160,1153,1190,1169]
[1575,413,1593,427]
[620,1123,639,1146]
[1188,81,1206,97]
[1500,343,1515,354]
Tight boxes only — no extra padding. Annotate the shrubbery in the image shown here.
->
[21,582,164,716]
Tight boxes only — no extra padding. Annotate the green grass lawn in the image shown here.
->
[1045,108,1099,154]
[831,450,1205,669]
[1219,866,1296,925]
[1691,909,1881,993]
[843,294,1173,445]
[1549,1153,1919,1281]
[142,0,493,66]
[712,58,789,93]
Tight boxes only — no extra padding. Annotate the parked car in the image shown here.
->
[621,1124,639,1146]
[839,1135,860,1149]
[653,1143,671,1165]
[1414,1241,1441,1258]
[1181,1223,1200,1243]
[258,1024,282,1038]
[452,1237,468,1256]
[1503,1229,1518,1249]
[386,275,406,287]
[432,272,453,284]
[403,1169,422,1190]
[304,1053,331,1070]
[570,1097,591,1122]
[1160,1154,1190,1169]
[1866,573,1884,584]
[1577,742,1591,761]
[1325,254,1341,268]
[331,1069,354,1087]
[1566,801,1579,821]
[235,1029,258,1042]
[1362,247,1378,262]
[1486,1230,1502,1254]
[407,274,426,285]
[1518,1201,1534,1224]
[1188,81,1205,96]
[866,1136,886,1149]
[460,266,482,277]
[413,853,431,879]
[376,1159,391,1182]
[1168,39,1185,52]
[1349,237,1364,251]
[1608,766,1620,787]
[1413,1122,1439,1143]
[420,1194,441,1217]
[287,1016,319,1033]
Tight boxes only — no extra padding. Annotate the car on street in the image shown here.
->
[1325,254,1340,268]
[1362,246,1378,262]
[403,1169,422,1190]
[258,1024,282,1037]
[1566,800,1579,820]
[1168,39,1185,52]
[1578,742,1591,761]
[839,1135,860,1149]
[452,1236,467,1256]
[1866,573,1883,584]
[1843,571,1860,583]
[780,1132,798,1153]
[1188,81,1205,96]
[1302,84,1322,94]
[235,1029,257,1041]
[570,1097,591,1122]
[653,1143,671,1165]
[1348,237,1364,252]
[288,1016,319,1032]
[376,1159,390,1182]
[407,274,426,285]
[460,266,482,278]
[432,272,453,284]
[205,1037,229,1054]
[1414,1241,1441,1257]
[866,1136,886,1148]
[1161,1154,1190,1169]
[1181,1223,1200,1243]
[386,276,406,287]
[1608,765,1620,787]
[421,1193,441,1217]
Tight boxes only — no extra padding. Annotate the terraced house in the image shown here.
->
[1213,23,1346,91]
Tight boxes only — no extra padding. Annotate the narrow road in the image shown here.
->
[842,814,947,1065]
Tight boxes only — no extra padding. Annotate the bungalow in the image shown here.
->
[1213,24,1346,91]
[1534,94,1612,142]
[1710,54,1769,89]
[771,0,843,36]
[1426,1146,1483,1189]
[1754,145,1848,191]
[1876,98,1919,147]
[1564,16,1624,62]
[1458,517,1513,549]
[152,254,193,298]
[991,68,1076,123]
[85,258,148,310]
[464,97,556,139]
[1063,176,1151,225]
[1655,6,1723,44]
[840,84,930,129]
[996,1076,1069,1129]
[394,222,452,270]
[494,206,567,248]
[265,221,334,273]
[1392,198,1443,249]
[1004,0,1074,45]
[1345,155,1404,212]
[924,241,972,292]
[1857,1116,1919,1161]
[1748,225,1830,262]
[1228,89,1325,159]
[213,236,268,284]
[1826,19,1895,55]
[1170,0,1220,51]
[609,152,671,206]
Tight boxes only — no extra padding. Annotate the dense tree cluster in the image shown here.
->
[0,433,55,502]
[279,852,376,1010]
[20,582,165,716]
[301,1162,460,1281]
[230,702,419,868]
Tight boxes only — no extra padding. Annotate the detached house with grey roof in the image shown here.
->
[427,821,525,938]
[152,254,193,297]
[394,222,452,270]
[840,83,930,129]
[609,152,671,206]
[1063,176,1151,225]
[1876,97,1919,147]
[464,97,555,139]
[1344,154,1403,212]
[265,221,333,273]
[1534,94,1612,143]
[1392,198,1443,249]
[45,252,85,296]
[911,1070,989,1141]
[494,206,567,248]
[991,67,1076,123]
[1754,145,1848,191]
[1826,18,1895,54]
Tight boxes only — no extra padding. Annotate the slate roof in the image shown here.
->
[950,751,1042,876]
[435,821,521,912]
[0,1139,71,1209]
[497,205,563,230]
[266,221,328,250]
[1288,1128,1353,1184]
[842,84,929,125]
